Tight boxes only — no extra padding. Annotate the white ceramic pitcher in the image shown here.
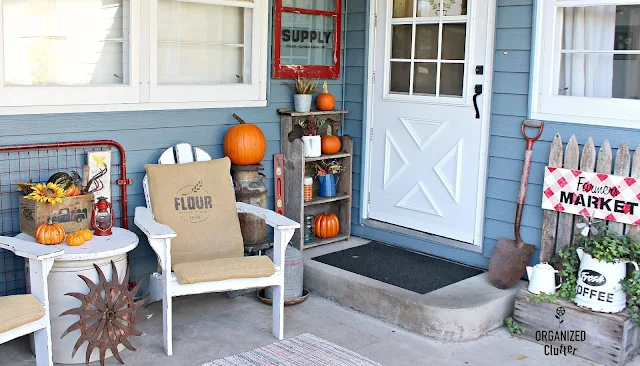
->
[575,248,639,313]
[301,135,321,157]
[526,262,561,294]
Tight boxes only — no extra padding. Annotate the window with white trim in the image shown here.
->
[531,0,640,127]
[0,0,268,113]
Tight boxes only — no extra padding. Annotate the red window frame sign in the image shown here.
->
[273,0,342,79]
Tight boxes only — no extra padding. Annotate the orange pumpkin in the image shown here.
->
[35,218,66,245]
[64,184,81,197]
[317,82,335,111]
[223,113,267,165]
[314,213,340,238]
[65,231,86,246]
[78,228,93,241]
[321,125,341,154]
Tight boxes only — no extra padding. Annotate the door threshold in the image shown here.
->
[362,219,482,253]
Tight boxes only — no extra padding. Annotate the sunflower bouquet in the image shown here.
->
[23,183,66,205]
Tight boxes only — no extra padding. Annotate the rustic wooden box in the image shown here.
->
[19,195,94,235]
[512,288,640,366]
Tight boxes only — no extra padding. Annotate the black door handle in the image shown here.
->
[473,84,483,119]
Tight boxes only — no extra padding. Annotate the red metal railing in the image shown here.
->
[0,140,131,295]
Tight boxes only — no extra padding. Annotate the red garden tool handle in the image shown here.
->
[515,120,544,243]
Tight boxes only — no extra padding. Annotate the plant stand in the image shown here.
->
[278,109,352,251]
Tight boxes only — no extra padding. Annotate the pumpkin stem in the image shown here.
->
[326,125,332,136]
[232,113,246,124]
[322,81,329,94]
[47,216,53,225]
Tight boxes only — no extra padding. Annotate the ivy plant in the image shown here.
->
[504,317,525,335]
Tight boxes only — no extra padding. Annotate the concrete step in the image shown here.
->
[303,237,526,341]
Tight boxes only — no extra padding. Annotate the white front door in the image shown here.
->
[367,0,492,244]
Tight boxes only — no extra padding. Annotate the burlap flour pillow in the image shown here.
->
[145,157,243,266]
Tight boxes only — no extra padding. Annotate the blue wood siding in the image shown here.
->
[0,0,354,296]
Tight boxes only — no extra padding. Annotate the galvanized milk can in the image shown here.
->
[265,245,304,300]
[575,248,639,313]
[231,164,268,251]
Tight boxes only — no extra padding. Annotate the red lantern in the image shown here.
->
[91,197,114,236]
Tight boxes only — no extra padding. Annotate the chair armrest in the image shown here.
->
[0,236,64,260]
[236,202,300,230]
[134,206,177,239]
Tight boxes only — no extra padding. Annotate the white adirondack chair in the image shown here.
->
[0,236,64,366]
[135,143,299,356]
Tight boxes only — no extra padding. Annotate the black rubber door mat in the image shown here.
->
[312,241,484,294]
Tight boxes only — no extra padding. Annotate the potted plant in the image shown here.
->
[312,159,345,197]
[550,223,640,320]
[285,75,319,113]
[299,115,325,158]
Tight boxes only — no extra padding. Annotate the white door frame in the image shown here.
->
[360,0,497,249]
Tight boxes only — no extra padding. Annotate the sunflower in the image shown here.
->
[25,183,65,205]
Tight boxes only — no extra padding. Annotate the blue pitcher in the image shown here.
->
[318,174,338,197]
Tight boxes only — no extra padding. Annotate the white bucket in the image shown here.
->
[294,94,312,113]
[301,135,321,157]
[574,248,638,313]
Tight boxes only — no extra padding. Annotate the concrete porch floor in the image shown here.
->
[0,290,628,366]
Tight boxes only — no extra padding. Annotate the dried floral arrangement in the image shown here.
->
[298,115,326,136]
[16,165,107,205]
[312,159,345,176]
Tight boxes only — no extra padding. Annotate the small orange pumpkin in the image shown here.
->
[314,212,340,238]
[35,218,66,245]
[321,125,342,155]
[65,231,86,246]
[223,113,267,165]
[316,81,335,111]
[64,184,81,197]
[78,228,93,241]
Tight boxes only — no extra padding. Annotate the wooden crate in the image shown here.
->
[20,195,94,235]
[512,288,640,366]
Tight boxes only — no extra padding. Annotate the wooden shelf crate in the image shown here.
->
[512,288,640,366]
[279,109,352,251]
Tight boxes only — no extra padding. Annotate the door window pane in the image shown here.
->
[440,63,464,96]
[442,0,467,16]
[392,25,413,59]
[558,5,640,100]
[280,13,335,66]
[442,24,466,60]
[390,62,411,94]
[413,62,437,95]
[3,0,128,86]
[415,24,439,59]
[393,0,414,18]
[158,0,250,85]
[416,0,438,17]
[283,0,334,12]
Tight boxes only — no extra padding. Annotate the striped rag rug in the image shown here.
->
[201,333,382,366]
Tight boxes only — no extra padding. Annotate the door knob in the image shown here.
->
[473,84,483,119]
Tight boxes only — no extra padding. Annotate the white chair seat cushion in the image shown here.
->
[173,256,276,284]
[0,294,45,333]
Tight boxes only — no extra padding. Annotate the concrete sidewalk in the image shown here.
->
[0,291,631,366]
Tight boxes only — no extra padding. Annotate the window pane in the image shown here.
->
[280,13,334,66]
[442,24,466,60]
[393,0,414,18]
[442,0,467,17]
[283,0,334,12]
[390,62,411,94]
[416,0,438,17]
[158,0,249,85]
[558,5,640,100]
[3,0,128,86]
[440,63,464,96]
[413,62,437,95]
[415,24,438,59]
[392,25,413,59]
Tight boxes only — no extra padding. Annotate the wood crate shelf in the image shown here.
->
[305,152,350,162]
[303,234,350,249]
[304,193,350,207]
[279,109,352,251]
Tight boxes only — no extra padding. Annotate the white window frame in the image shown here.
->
[0,0,268,115]
[531,0,640,128]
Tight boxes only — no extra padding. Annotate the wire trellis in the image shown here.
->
[0,141,131,296]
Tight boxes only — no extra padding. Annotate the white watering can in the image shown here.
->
[575,248,639,313]
[526,262,561,294]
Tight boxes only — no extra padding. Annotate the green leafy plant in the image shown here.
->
[622,270,640,324]
[504,317,525,335]
[525,292,558,304]
[284,75,319,95]
[312,159,345,176]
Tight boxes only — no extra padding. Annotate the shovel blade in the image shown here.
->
[488,238,536,289]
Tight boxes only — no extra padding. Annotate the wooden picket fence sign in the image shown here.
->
[540,134,640,262]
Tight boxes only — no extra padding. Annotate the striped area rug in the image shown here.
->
[202,333,382,366]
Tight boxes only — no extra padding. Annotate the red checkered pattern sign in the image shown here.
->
[542,167,640,225]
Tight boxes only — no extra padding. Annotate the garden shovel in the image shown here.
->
[488,120,544,289]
